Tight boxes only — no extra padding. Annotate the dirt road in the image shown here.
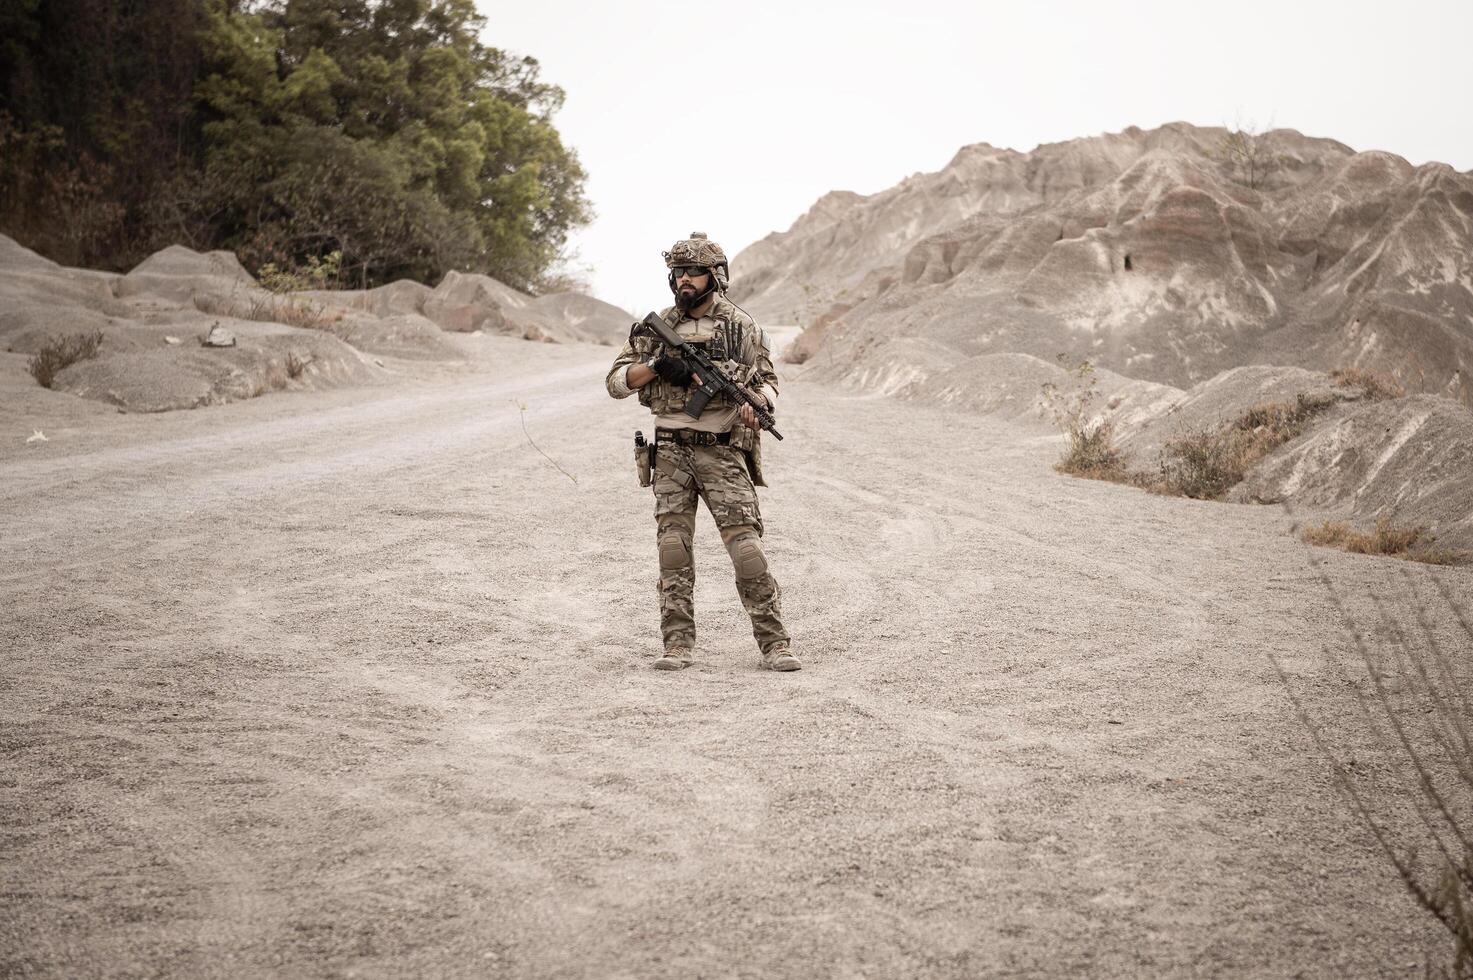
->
[2,334,1464,977]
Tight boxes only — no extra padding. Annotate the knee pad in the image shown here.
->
[658,529,693,571]
[726,532,768,581]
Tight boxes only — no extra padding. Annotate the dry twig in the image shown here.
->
[511,399,577,485]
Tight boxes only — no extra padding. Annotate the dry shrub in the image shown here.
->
[264,360,289,392]
[191,293,231,318]
[1277,564,1473,977]
[1157,393,1333,499]
[257,295,336,330]
[192,253,344,331]
[1303,518,1462,566]
[1042,358,1134,483]
[1332,366,1405,401]
[192,291,339,330]
[285,352,312,379]
[28,331,103,388]
[1058,422,1126,479]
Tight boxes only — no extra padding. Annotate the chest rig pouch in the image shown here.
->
[636,314,746,415]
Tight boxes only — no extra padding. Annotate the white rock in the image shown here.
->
[203,323,236,348]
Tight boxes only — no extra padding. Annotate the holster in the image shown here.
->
[635,431,652,487]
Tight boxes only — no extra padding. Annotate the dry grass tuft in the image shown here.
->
[28,330,103,388]
[1156,393,1334,499]
[1332,366,1405,401]
[285,352,312,379]
[1303,518,1463,566]
[260,296,339,330]
[193,292,340,330]
[194,255,346,332]
[1043,379,1351,502]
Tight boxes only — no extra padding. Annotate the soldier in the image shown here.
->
[606,232,799,672]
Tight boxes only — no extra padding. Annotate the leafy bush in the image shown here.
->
[27,331,104,388]
[257,251,341,293]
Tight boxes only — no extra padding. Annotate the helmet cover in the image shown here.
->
[663,232,730,290]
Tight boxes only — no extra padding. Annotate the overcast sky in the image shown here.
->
[484,0,1473,311]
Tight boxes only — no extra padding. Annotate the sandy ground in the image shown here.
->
[2,330,1467,978]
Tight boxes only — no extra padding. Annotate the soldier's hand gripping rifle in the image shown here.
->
[639,312,783,440]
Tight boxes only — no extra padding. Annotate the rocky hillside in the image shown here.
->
[0,236,630,413]
[732,123,1473,408]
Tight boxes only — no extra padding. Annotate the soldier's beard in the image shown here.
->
[674,280,715,310]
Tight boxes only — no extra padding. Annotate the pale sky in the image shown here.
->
[483,0,1473,310]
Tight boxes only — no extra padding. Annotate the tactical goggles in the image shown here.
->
[670,266,710,280]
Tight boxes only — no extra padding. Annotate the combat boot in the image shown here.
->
[760,643,801,672]
[652,648,694,671]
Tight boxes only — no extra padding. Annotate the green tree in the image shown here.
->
[1,0,590,292]
[190,0,591,290]
[0,0,207,266]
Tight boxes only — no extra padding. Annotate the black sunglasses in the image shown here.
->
[671,266,710,280]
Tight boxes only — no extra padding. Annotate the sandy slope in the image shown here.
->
[2,332,1467,978]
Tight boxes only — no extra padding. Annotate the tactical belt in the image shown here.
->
[655,428,730,447]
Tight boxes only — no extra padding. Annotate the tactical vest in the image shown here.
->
[635,303,752,412]
[632,299,765,460]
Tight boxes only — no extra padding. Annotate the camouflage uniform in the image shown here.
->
[606,251,791,665]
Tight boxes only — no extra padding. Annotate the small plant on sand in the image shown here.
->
[1303,518,1462,566]
[1041,357,1131,481]
[285,351,312,379]
[1157,393,1333,499]
[1331,366,1405,401]
[27,330,103,388]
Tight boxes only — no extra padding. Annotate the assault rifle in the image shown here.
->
[638,312,783,440]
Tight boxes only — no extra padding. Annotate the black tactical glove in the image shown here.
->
[650,353,693,387]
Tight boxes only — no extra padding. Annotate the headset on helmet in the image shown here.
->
[663,231,729,304]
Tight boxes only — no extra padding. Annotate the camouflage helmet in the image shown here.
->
[663,232,730,291]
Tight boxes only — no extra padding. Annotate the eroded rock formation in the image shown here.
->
[733,123,1472,407]
[0,236,632,412]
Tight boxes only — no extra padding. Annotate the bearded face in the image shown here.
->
[672,266,713,310]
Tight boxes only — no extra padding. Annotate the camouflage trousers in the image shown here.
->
[652,441,789,655]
